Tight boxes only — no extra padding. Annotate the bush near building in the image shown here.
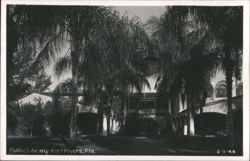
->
[124,112,170,136]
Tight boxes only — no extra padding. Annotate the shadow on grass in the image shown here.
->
[86,134,243,156]
[7,134,242,155]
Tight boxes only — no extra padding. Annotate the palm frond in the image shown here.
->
[54,56,72,78]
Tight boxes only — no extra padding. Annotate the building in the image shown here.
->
[20,71,241,136]
[125,70,243,136]
[172,70,243,136]
[17,92,52,107]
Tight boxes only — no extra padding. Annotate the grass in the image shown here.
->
[6,134,242,155]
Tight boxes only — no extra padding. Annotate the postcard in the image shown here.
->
[1,0,249,160]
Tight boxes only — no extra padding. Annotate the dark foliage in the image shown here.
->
[76,113,97,135]
[124,112,170,135]
[7,103,48,136]
[7,109,18,135]
[46,100,71,136]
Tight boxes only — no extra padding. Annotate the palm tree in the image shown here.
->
[177,45,219,136]
[8,6,99,138]
[78,15,152,135]
[150,6,242,144]
[100,65,151,135]
[53,8,152,137]
[179,6,242,146]
[52,7,118,138]
[8,5,150,138]
[148,13,216,135]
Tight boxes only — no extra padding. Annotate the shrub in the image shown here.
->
[124,112,142,135]
[46,101,71,136]
[8,103,47,136]
[77,112,97,134]
[7,105,19,135]
[124,112,169,135]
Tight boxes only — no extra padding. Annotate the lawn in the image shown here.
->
[6,134,242,155]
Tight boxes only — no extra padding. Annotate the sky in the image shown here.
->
[46,6,166,92]
[114,6,165,23]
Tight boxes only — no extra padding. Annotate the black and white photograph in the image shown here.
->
[1,0,249,160]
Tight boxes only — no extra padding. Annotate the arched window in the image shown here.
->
[216,81,227,97]
[236,82,243,96]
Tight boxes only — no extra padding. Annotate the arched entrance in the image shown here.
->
[194,112,226,136]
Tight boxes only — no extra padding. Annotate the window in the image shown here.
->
[216,81,227,97]
[138,100,156,115]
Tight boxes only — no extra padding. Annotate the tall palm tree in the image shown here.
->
[177,45,220,136]
[8,6,134,138]
[53,6,121,138]
[150,6,242,144]
[148,13,217,134]
[78,15,152,135]
[176,6,242,145]
[53,8,152,136]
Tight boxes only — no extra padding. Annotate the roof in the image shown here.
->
[17,92,52,106]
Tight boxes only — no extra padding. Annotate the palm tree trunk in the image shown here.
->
[96,103,100,135]
[121,100,126,127]
[200,90,206,141]
[187,96,195,136]
[107,117,110,135]
[96,113,100,135]
[70,90,78,138]
[70,86,78,138]
[225,61,234,147]
[170,117,177,134]
[168,97,177,134]
[107,105,111,136]
[125,94,130,125]
[199,103,204,138]
[70,49,79,138]
[224,48,234,147]
[96,104,104,135]
[171,119,177,134]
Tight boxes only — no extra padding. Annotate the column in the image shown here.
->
[232,78,237,97]
[168,98,172,115]
[189,115,195,136]
[179,93,183,112]
[102,114,107,136]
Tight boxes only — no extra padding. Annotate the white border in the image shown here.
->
[1,0,249,160]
